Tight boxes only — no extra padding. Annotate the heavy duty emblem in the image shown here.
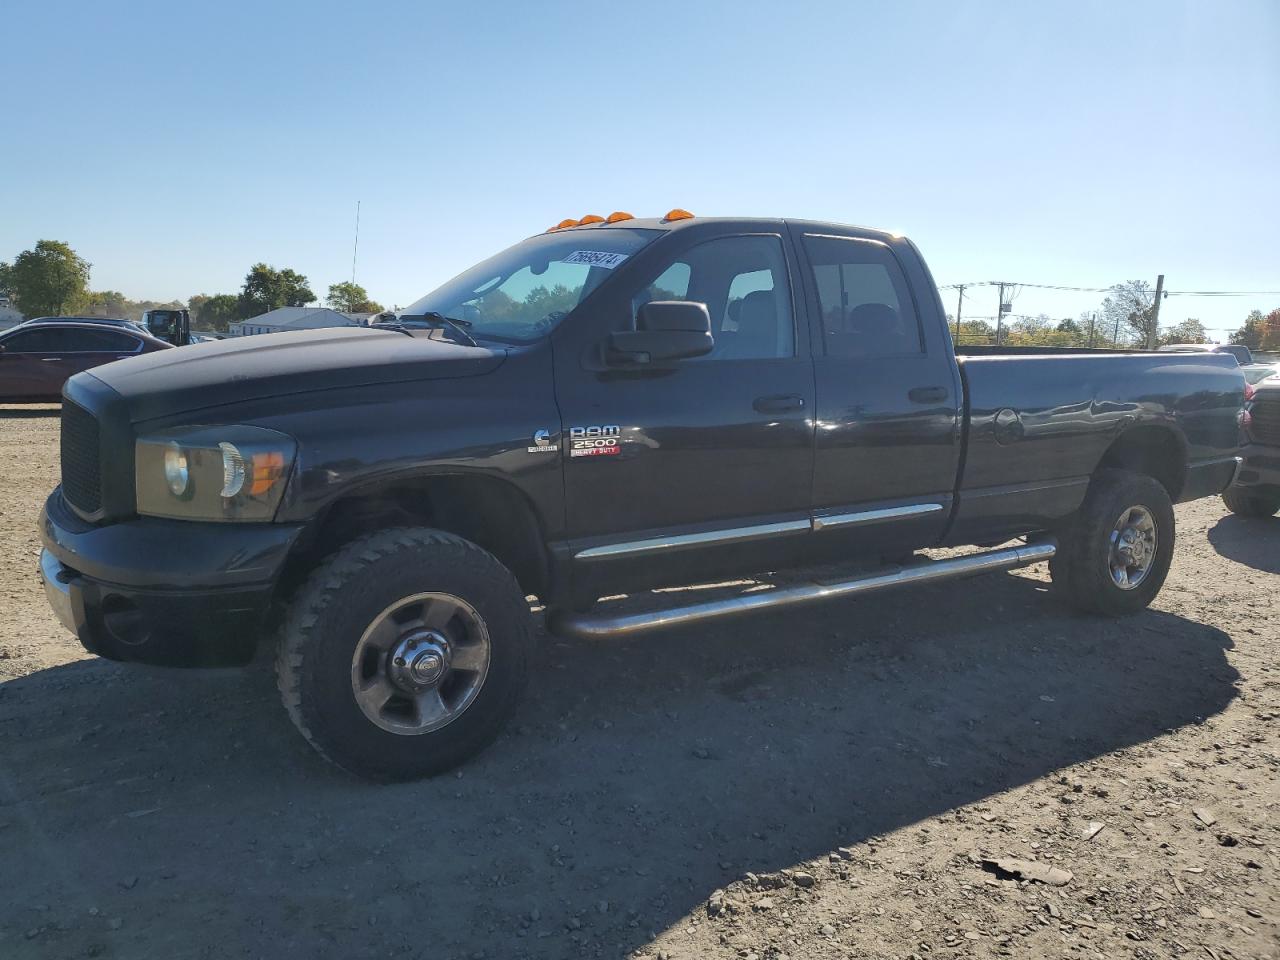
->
[568,425,621,458]
[527,429,559,453]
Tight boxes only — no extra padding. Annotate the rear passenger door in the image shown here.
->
[791,227,963,558]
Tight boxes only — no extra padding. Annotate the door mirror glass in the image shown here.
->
[608,301,714,364]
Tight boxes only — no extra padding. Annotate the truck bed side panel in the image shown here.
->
[945,353,1243,545]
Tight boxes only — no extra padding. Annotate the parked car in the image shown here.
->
[1223,375,1280,517]
[0,321,171,401]
[1159,342,1253,365]
[37,213,1245,780]
[1240,361,1279,386]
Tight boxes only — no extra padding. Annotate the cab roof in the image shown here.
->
[540,214,901,244]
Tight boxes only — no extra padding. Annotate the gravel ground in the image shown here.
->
[0,404,1277,960]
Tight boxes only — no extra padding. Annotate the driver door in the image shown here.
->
[553,230,816,603]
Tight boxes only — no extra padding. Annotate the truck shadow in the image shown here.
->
[1206,514,1280,573]
[0,571,1238,959]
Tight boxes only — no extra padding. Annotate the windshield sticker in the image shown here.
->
[561,250,629,269]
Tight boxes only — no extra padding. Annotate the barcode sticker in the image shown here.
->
[562,250,629,269]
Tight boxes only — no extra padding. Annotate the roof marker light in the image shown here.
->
[663,208,695,222]
[556,218,580,229]
[578,214,605,225]
[606,211,634,223]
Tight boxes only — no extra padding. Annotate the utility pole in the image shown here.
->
[994,282,1007,346]
[1088,312,1096,348]
[954,284,965,343]
[351,200,362,286]
[1147,274,1164,350]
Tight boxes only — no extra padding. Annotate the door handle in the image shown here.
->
[40,357,63,362]
[753,394,805,414]
[908,386,948,404]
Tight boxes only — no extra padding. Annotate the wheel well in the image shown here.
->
[1095,426,1185,498]
[277,474,551,606]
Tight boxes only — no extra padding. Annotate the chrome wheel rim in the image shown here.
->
[1107,505,1157,590]
[350,592,491,735]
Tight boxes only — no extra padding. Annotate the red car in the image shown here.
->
[0,320,172,402]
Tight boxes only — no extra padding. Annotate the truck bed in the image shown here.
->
[945,350,1244,544]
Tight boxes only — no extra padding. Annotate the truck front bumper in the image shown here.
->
[1234,443,1280,491]
[39,488,305,667]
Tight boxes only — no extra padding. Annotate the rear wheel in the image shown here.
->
[276,527,530,781]
[1050,469,1175,616]
[1222,485,1280,518]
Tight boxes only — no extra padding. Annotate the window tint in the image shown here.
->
[3,327,141,352]
[3,328,62,352]
[802,236,922,357]
[630,235,794,360]
[70,329,140,351]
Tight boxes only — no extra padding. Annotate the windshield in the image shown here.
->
[147,310,179,333]
[402,228,659,343]
[1244,364,1278,385]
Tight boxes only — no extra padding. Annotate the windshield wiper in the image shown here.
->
[368,321,416,339]
[397,312,479,347]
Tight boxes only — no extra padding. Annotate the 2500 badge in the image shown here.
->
[569,425,621,458]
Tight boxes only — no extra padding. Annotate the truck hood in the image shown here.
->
[80,327,506,422]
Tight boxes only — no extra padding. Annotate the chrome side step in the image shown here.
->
[549,540,1057,640]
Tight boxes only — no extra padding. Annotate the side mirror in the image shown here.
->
[608,301,714,365]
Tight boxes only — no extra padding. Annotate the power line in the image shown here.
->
[939,280,1280,298]
[1165,290,1280,297]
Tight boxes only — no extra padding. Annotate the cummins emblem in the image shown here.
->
[527,429,559,454]
[569,425,621,458]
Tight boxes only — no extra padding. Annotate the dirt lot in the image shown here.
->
[0,404,1276,960]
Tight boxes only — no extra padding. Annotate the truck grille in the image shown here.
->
[60,401,102,514]
[1252,396,1280,446]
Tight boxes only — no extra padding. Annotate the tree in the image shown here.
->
[0,240,91,318]
[190,293,239,333]
[1231,310,1266,350]
[1056,317,1082,336]
[949,318,995,345]
[1160,318,1208,346]
[237,263,314,319]
[1263,309,1280,352]
[1101,280,1157,346]
[326,281,383,314]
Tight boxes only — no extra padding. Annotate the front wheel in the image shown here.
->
[276,528,530,781]
[1050,469,1175,616]
[1222,485,1280,518]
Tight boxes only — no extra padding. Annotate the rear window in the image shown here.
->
[802,235,923,358]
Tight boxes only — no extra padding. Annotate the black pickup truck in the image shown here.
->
[39,213,1245,780]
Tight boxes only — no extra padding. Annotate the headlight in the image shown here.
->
[135,426,297,521]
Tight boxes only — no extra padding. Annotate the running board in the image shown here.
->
[549,540,1057,640]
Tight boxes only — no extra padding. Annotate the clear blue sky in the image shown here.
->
[5,0,1277,338]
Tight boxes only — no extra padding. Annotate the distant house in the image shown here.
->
[229,306,367,337]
